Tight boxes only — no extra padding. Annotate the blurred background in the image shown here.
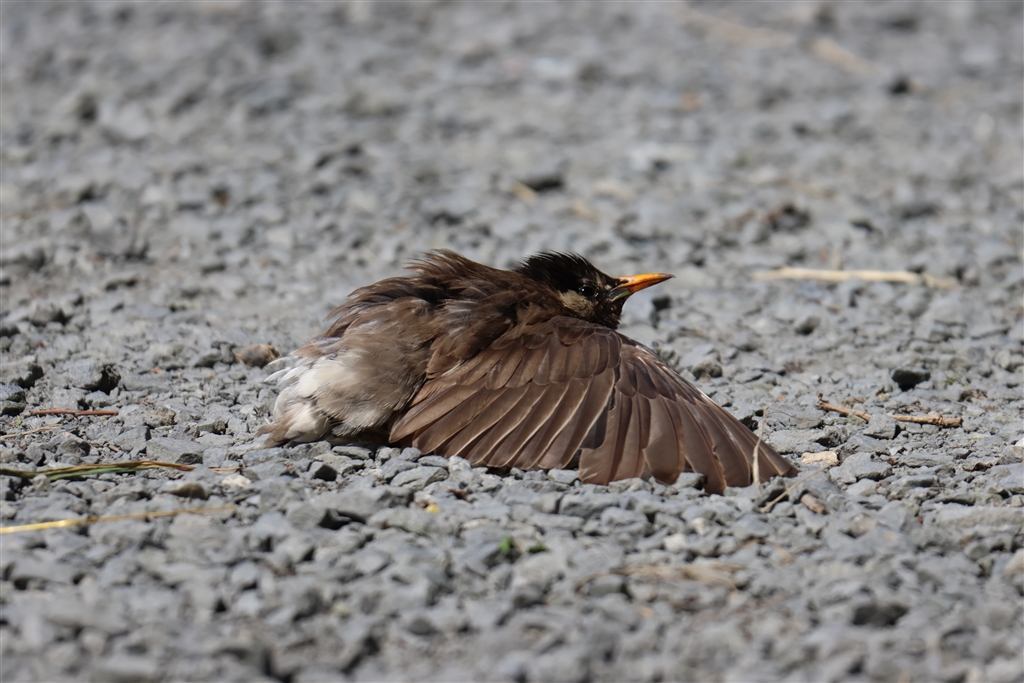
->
[2,1,1020,349]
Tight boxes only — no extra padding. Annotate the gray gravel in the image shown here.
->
[2,2,1022,682]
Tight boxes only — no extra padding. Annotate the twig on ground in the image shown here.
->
[817,397,871,422]
[817,395,962,429]
[893,414,963,428]
[0,505,235,535]
[27,409,120,417]
[752,267,957,289]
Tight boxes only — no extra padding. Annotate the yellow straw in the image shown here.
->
[0,505,234,534]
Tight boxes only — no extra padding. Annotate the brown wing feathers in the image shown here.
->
[389,317,796,494]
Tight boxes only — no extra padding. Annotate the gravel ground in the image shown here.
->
[1,2,1022,682]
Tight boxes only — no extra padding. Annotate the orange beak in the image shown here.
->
[609,272,674,301]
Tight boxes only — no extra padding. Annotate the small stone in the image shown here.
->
[663,533,689,553]
[146,438,203,465]
[7,358,43,388]
[1003,549,1024,577]
[317,486,412,523]
[729,332,758,352]
[846,479,878,496]
[234,343,281,368]
[380,458,418,481]
[802,451,839,466]
[559,493,620,519]
[333,445,373,460]
[582,573,625,597]
[221,473,252,488]
[61,359,120,392]
[416,455,450,469]
[0,385,24,405]
[850,601,908,627]
[197,419,228,435]
[768,429,826,454]
[55,174,94,205]
[143,406,176,427]
[840,453,893,481]
[891,366,931,390]
[0,400,25,416]
[286,501,329,529]
[113,426,149,452]
[889,473,937,494]
[90,654,159,683]
[84,391,117,408]
[191,346,233,368]
[308,462,338,481]
[688,356,723,379]
[246,460,290,481]
[163,481,209,500]
[376,447,402,462]
[671,472,705,490]
[548,469,580,485]
[29,300,70,326]
[49,387,86,410]
[390,466,447,490]
[0,384,26,415]
[517,157,567,193]
[57,437,90,459]
[101,102,153,143]
[933,505,1023,532]
[368,506,456,536]
[864,413,898,440]
[405,613,438,636]
[898,450,947,467]
[986,464,1024,495]
[794,314,821,335]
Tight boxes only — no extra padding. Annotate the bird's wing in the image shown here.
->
[389,316,796,493]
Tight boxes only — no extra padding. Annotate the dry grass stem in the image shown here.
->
[0,460,196,481]
[808,38,879,77]
[678,3,879,77]
[510,181,536,204]
[28,409,120,417]
[0,425,61,440]
[570,199,600,223]
[753,267,957,289]
[679,3,795,49]
[0,505,235,535]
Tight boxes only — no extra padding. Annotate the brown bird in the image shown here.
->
[259,251,796,493]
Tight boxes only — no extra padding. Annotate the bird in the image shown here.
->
[258,250,796,494]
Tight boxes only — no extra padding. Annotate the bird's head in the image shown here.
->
[515,252,673,329]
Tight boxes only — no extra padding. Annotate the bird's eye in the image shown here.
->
[577,285,597,299]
